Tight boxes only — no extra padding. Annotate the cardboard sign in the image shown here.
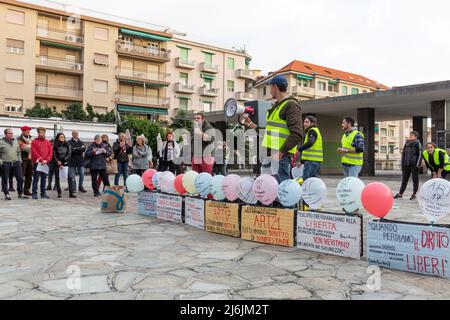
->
[137,191,158,217]
[205,201,240,237]
[367,220,450,279]
[297,211,363,259]
[185,197,205,230]
[156,193,183,223]
[241,206,295,247]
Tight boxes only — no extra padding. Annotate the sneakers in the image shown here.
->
[393,194,403,199]
[18,195,29,200]
[41,195,50,200]
[32,194,38,200]
[5,194,11,201]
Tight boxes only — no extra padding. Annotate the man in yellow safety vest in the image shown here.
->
[338,117,365,178]
[298,116,323,181]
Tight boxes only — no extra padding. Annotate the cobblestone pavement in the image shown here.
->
[0,174,449,300]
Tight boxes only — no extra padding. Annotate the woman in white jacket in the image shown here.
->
[158,132,180,174]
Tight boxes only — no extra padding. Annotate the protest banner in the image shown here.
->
[156,193,183,223]
[205,201,240,237]
[185,197,205,230]
[137,191,158,217]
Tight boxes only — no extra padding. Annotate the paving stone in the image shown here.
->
[133,274,186,290]
[231,264,288,281]
[39,276,111,295]
[238,283,312,300]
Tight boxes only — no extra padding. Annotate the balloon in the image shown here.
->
[222,174,241,202]
[183,171,199,195]
[152,172,163,191]
[418,179,450,224]
[195,173,213,198]
[210,175,226,201]
[237,178,258,204]
[336,177,366,213]
[142,169,157,191]
[126,174,145,193]
[278,179,303,208]
[174,174,186,195]
[253,175,279,206]
[361,182,393,219]
[292,166,303,179]
[159,172,176,194]
[302,178,327,210]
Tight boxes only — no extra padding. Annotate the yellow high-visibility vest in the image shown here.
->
[341,130,364,166]
[301,127,323,163]
[422,148,450,171]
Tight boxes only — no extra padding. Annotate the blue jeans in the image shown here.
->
[32,164,48,197]
[303,161,321,181]
[343,165,362,178]
[275,155,292,184]
[68,166,85,192]
[115,162,129,186]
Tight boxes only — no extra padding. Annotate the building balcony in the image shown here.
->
[116,40,171,63]
[236,69,256,81]
[37,26,84,47]
[175,83,195,94]
[199,86,220,97]
[236,91,256,101]
[35,84,83,101]
[200,62,219,74]
[175,57,196,69]
[0,104,24,116]
[292,86,315,98]
[116,93,170,108]
[116,67,170,86]
[36,55,83,74]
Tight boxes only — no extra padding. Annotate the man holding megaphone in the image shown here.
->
[241,75,303,183]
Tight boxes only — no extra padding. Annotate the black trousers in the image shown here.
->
[132,169,146,177]
[158,161,177,174]
[399,165,419,195]
[2,162,24,196]
[91,169,110,195]
[22,159,33,193]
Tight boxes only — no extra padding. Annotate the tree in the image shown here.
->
[25,103,59,118]
[86,104,116,123]
[170,109,193,131]
[62,102,88,121]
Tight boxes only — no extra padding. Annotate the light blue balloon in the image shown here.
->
[210,175,226,201]
[152,172,163,191]
[195,173,213,198]
[278,179,302,208]
[126,174,145,193]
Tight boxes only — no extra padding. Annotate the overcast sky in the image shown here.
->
[29,0,450,87]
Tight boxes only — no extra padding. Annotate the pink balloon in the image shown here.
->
[222,174,241,202]
[361,182,393,219]
[142,169,157,191]
[174,175,186,195]
[253,175,279,206]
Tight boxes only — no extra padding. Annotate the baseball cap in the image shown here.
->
[267,75,288,88]
[21,126,32,131]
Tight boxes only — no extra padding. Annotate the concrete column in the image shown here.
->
[413,116,428,147]
[431,100,445,144]
[357,108,375,177]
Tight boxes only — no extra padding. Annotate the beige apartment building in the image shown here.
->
[0,0,255,120]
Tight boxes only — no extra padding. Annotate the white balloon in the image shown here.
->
[159,172,176,194]
[126,174,145,193]
[336,177,366,213]
[418,179,450,224]
[292,166,303,179]
[237,178,258,205]
[278,179,303,208]
[302,178,327,210]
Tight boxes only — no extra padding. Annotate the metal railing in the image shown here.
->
[200,62,219,72]
[37,26,84,44]
[175,83,195,92]
[236,69,256,79]
[293,86,315,96]
[116,40,171,60]
[175,57,195,68]
[236,91,256,101]
[117,93,170,107]
[36,55,83,71]
[116,67,169,82]
[35,84,83,99]
[199,86,220,96]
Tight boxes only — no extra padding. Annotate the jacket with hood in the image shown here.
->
[31,137,53,164]
[113,139,133,163]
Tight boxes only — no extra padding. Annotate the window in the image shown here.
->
[298,79,312,88]
[94,106,108,114]
[4,98,23,112]
[227,57,235,70]
[318,81,327,91]
[93,80,108,93]
[380,128,387,136]
[6,9,25,25]
[351,88,360,95]
[389,145,395,154]
[203,101,212,112]
[204,78,213,90]
[6,39,24,54]
[180,72,188,86]
[179,98,188,111]
[204,52,213,66]
[389,129,395,137]
[5,68,24,83]
[180,48,189,62]
[227,80,235,92]
[263,86,267,96]
[94,27,109,41]
[94,53,108,66]
[380,146,387,154]
[342,86,348,95]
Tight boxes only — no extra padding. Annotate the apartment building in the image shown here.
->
[0,0,254,120]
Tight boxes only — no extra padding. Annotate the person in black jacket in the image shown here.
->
[52,133,71,199]
[394,132,422,201]
[68,131,87,197]
[113,133,132,186]
[86,135,111,197]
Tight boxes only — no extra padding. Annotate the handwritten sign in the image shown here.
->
[205,201,240,237]
[137,191,158,217]
[297,211,362,259]
[418,179,450,224]
[185,197,205,230]
[241,206,295,247]
[156,193,183,223]
[367,220,450,279]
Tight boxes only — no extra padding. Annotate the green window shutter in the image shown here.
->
[204,52,213,65]
[180,72,188,85]
[351,88,359,95]
[180,48,189,62]
[227,80,234,92]
[179,98,188,111]
[227,57,235,70]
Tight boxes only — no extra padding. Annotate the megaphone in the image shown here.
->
[224,98,255,125]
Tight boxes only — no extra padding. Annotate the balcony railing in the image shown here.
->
[175,83,195,94]
[200,62,219,73]
[116,67,169,83]
[236,69,256,80]
[199,86,220,97]
[35,84,83,99]
[116,40,171,61]
[292,86,315,97]
[37,26,84,44]
[236,91,256,101]
[116,93,170,107]
[175,57,196,69]
[36,55,83,72]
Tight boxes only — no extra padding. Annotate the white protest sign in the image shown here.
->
[418,179,450,224]
[185,197,205,230]
[156,193,183,223]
